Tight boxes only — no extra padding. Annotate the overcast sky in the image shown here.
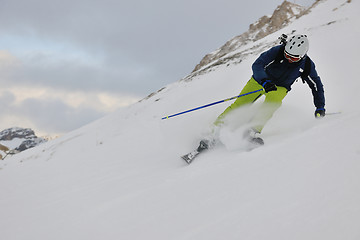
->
[0,0,315,136]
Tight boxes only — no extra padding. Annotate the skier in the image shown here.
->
[183,34,325,163]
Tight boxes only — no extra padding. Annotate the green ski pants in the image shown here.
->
[214,77,288,133]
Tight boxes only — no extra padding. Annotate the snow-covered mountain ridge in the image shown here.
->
[0,127,47,153]
[1,0,360,239]
[191,0,308,74]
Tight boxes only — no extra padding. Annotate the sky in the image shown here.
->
[0,0,316,137]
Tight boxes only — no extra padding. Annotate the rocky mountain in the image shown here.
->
[0,127,47,153]
[191,0,314,74]
[142,0,320,101]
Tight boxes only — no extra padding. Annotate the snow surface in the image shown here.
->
[1,0,360,239]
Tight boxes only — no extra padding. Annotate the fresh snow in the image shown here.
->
[1,0,360,239]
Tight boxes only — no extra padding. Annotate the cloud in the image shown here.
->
[0,50,150,94]
[0,0,316,135]
[17,97,103,134]
[0,87,139,135]
[0,0,290,93]
[0,46,141,136]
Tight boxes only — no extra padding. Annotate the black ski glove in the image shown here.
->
[261,79,277,93]
[315,108,326,118]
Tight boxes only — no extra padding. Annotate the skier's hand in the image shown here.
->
[315,108,325,118]
[261,79,277,93]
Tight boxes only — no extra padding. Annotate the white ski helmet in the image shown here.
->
[285,34,309,58]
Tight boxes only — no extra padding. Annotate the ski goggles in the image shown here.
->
[284,51,301,62]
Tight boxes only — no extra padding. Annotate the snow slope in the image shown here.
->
[1,0,360,239]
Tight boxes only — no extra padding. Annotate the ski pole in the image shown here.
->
[162,89,263,120]
[325,112,341,115]
[1,151,10,161]
[1,149,17,161]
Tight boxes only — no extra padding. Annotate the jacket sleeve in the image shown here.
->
[252,45,281,84]
[304,59,325,109]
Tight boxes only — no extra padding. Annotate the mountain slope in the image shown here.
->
[1,0,360,239]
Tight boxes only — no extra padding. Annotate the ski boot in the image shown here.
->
[243,128,264,149]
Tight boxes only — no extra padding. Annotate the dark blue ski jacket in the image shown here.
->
[252,45,325,109]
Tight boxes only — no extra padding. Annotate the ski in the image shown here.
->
[181,150,201,164]
[250,137,264,145]
[246,137,265,151]
[181,135,264,163]
[181,140,210,164]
